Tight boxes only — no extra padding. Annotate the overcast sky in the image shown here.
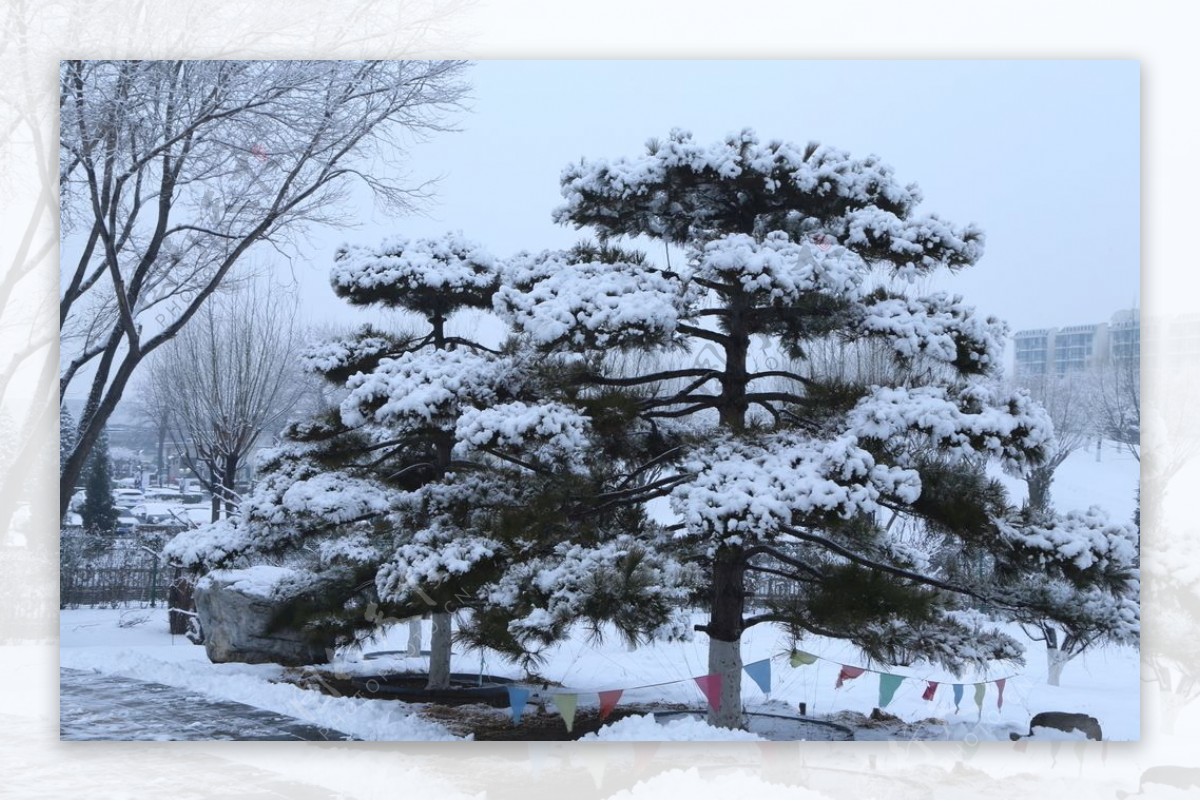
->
[296,59,1139,339]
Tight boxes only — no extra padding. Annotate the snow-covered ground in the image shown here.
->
[59,439,1139,742]
[60,604,1138,741]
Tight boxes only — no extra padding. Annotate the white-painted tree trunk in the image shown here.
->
[406,617,423,657]
[707,636,744,729]
[427,611,452,690]
[1047,646,1069,686]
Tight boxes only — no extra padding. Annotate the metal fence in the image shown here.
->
[59,525,186,608]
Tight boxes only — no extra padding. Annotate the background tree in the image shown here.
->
[148,283,308,522]
[80,421,117,535]
[1093,350,1140,463]
[1007,508,1140,685]
[58,59,469,520]
[127,367,173,487]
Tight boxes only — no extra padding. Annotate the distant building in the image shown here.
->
[1012,309,1139,377]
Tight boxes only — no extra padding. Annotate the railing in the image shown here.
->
[59,525,187,608]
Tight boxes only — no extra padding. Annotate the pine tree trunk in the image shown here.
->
[407,617,423,657]
[427,611,452,689]
[706,547,746,728]
[1047,646,1069,686]
[1026,466,1052,514]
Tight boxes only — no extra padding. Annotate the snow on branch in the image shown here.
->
[669,434,920,548]
[376,520,503,604]
[554,128,983,277]
[340,349,514,430]
[690,231,864,305]
[494,250,697,351]
[846,383,1054,474]
[300,332,399,377]
[858,291,1007,374]
[455,401,593,474]
[996,506,1139,573]
[331,232,500,313]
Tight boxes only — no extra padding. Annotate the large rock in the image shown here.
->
[194,566,332,666]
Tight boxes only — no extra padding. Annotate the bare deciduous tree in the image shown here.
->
[58,59,470,519]
[149,285,307,522]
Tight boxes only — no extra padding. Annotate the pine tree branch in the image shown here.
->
[576,367,720,387]
[777,525,1006,609]
[677,323,731,346]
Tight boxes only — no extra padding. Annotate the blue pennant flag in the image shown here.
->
[952,683,964,713]
[743,659,771,695]
[507,686,532,724]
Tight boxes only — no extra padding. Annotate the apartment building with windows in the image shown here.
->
[1012,309,1139,377]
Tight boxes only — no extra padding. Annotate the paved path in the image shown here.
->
[60,668,356,741]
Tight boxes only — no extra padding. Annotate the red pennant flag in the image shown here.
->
[693,673,723,712]
[922,681,938,701]
[996,678,1006,710]
[835,665,865,688]
[598,689,624,720]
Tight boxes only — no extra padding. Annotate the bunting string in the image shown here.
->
[507,649,1018,729]
[788,648,1016,713]
[787,648,1018,687]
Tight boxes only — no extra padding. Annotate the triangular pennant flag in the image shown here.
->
[598,689,623,720]
[694,673,722,712]
[789,650,818,667]
[553,693,578,732]
[743,659,771,695]
[835,665,866,689]
[996,678,1006,710]
[922,681,938,702]
[878,674,904,708]
[507,686,531,724]
[952,683,964,712]
[973,683,986,718]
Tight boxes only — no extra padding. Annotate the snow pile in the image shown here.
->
[197,565,298,599]
[580,713,764,741]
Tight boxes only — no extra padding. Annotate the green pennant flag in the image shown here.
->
[553,693,578,733]
[789,650,818,668]
[878,674,904,708]
[973,683,986,718]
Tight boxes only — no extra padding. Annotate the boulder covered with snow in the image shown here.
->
[194,566,333,666]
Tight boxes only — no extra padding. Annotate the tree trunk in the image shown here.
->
[407,617,423,657]
[427,611,452,690]
[223,453,238,519]
[1047,646,1069,686]
[706,547,746,728]
[1026,466,1052,514]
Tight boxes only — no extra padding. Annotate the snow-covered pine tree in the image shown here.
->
[80,422,117,536]
[495,129,1137,727]
[1002,507,1140,685]
[166,233,693,684]
[60,406,77,475]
